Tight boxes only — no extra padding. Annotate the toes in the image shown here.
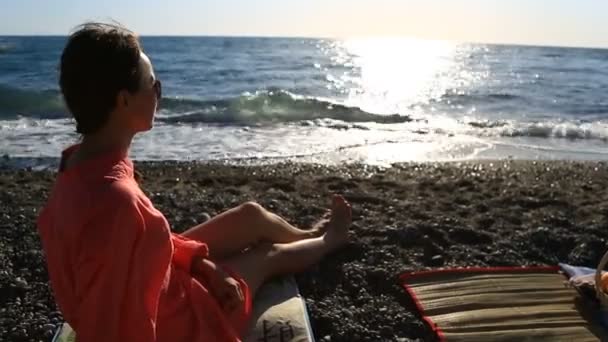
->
[332,194,346,205]
[328,194,352,226]
[332,194,349,210]
[331,195,340,208]
[312,218,329,227]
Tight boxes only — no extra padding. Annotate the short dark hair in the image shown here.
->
[59,22,143,134]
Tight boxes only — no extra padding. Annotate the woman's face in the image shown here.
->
[126,52,161,133]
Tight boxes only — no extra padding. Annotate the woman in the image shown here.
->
[37,22,351,342]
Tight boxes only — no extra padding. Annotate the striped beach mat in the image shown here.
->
[53,276,314,342]
[400,266,608,342]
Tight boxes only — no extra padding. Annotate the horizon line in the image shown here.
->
[1,34,607,50]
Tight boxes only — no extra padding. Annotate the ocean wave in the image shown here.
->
[156,90,413,125]
[4,83,608,142]
[0,85,66,119]
[466,119,608,141]
[435,90,522,105]
[541,53,563,58]
[0,85,412,125]
[0,42,14,54]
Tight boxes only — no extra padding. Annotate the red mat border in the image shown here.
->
[399,266,561,342]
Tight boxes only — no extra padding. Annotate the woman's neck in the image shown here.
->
[80,135,131,155]
[72,129,134,166]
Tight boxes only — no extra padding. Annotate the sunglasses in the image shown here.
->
[153,79,162,100]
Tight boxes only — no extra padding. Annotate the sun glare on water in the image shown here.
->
[313,37,489,163]
[337,37,460,114]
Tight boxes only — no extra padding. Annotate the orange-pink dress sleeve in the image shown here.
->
[170,233,209,273]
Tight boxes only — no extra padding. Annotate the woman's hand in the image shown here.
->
[209,270,245,314]
[191,256,244,314]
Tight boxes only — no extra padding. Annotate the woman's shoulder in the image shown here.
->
[98,178,145,209]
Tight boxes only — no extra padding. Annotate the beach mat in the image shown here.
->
[53,276,314,342]
[399,266,608,342]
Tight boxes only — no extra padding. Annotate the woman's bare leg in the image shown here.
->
[220,195,352,298]
[181,200,331,259]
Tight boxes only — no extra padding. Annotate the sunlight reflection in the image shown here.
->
[338,38,459,114]
[309,38,495,163]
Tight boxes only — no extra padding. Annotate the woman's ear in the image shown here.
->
[116,89,130,110]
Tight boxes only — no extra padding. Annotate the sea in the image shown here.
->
[1,36,608,168]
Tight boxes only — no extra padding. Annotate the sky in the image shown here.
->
[1,0,607,48]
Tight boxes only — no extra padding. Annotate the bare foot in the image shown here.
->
[323,194,352,248]
[308,210,332,237]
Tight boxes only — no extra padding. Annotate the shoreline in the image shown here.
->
[2,160,608,341]
[2,152,608,170]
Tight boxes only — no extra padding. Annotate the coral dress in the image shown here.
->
[37,144,251,341]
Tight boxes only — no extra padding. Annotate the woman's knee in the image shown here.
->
[237,201,267,219]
